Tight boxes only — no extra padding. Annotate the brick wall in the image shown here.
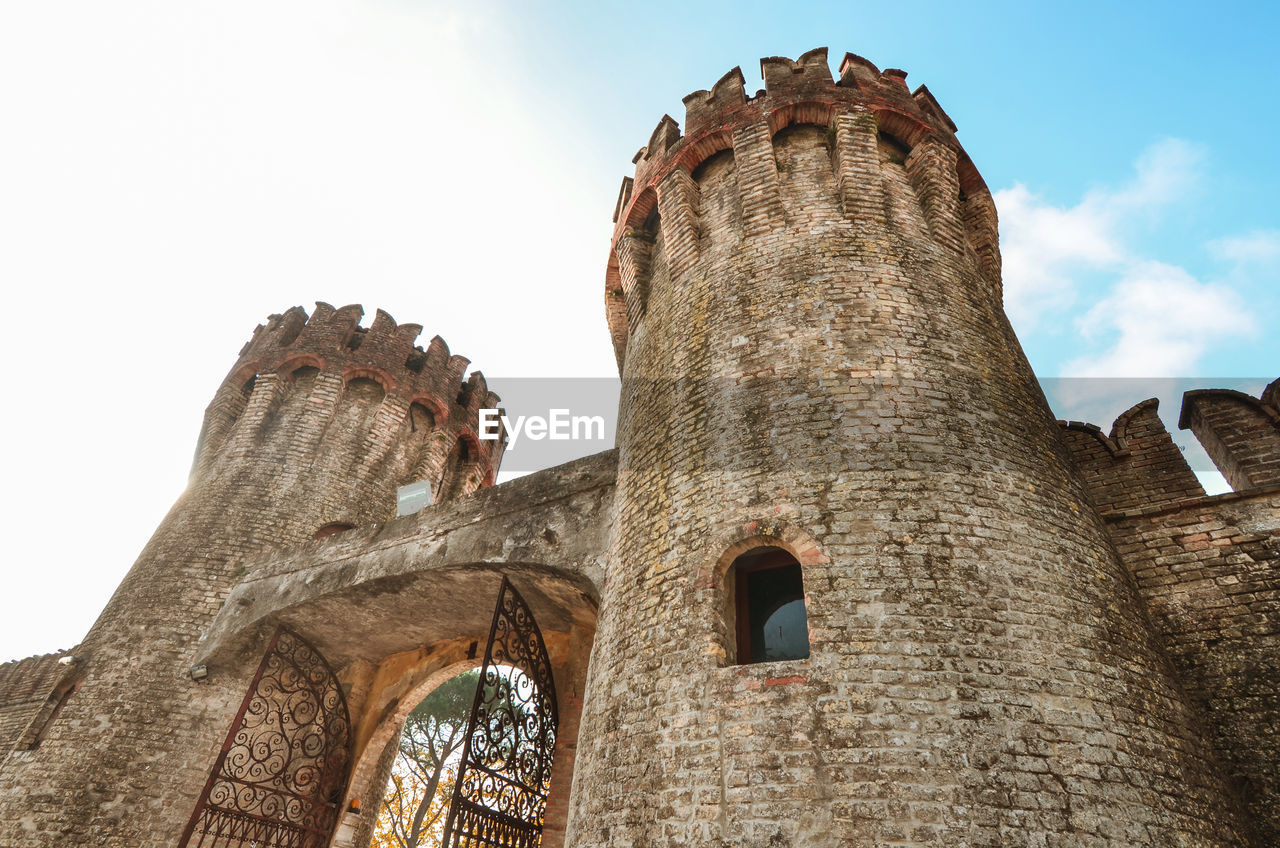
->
[1104,490,1280,842]
[1056,379,1280,841]
[1059,398,1205,513]
[0,650,75,756]
[1181,382,1280,491]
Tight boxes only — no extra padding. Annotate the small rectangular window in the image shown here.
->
[733,548,810,664]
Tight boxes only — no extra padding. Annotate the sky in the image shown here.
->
[0,0,1277,660]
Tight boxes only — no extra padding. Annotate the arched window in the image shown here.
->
[729,547,810,664]
[440,437,479,501]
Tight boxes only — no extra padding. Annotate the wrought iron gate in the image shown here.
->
[179,627,351,848]
[441,576,559,848]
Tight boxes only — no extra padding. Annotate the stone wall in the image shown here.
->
[1058,398,1206,513]
[1105,491,1280,842]
[0,651,75,757]
[1061,382,1280,843]
[1181,383,1280,491]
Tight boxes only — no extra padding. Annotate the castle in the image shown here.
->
[0,47,1277,847]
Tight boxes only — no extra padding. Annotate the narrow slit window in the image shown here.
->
[314,522,354,540]
[733,547,810,664]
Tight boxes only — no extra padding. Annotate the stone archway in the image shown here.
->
[195,565,598,848]
[339,658,480,848]
[321,572,596,848]
[189,452,615,848]
[289,568,597,848]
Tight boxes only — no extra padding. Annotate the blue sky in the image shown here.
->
[0,0,1276,657]
[507,0,1279,380]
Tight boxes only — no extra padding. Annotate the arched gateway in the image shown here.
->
[180,577,563,848]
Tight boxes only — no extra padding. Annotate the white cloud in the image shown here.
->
[994,138,1263,380]
[993,182,1119,326]
[1063,261,1252,377]
[1208,230,1280,265]
[994,138,1203,330]
[1030,143,1269,484]
[1110,138,1204,208]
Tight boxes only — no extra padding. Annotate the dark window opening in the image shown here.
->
[733,547,810,664]
[314,523,355,540]
[408,402,435,433]
[642,204,660,236]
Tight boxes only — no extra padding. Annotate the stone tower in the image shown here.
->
[568,49,1253,845]
[0,305,504,845]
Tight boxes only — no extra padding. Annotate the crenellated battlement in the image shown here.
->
[1059,379,1280,514]
[226,303,498,409]
[1180,378,1280,491]
[194,303,504,504]
[233,303,477,392]
[605,48,1001,369]
[615,48,966,211]
[627,50,952,179]
[1058,398,1205,514]
[680,67,748,133]
[760,47,835,94]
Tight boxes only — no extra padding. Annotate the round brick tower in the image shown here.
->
[569,50,1253,846]
[0,304,502,846]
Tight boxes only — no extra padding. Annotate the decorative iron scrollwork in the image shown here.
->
[179,627,351,848]
[442,577,559,848]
